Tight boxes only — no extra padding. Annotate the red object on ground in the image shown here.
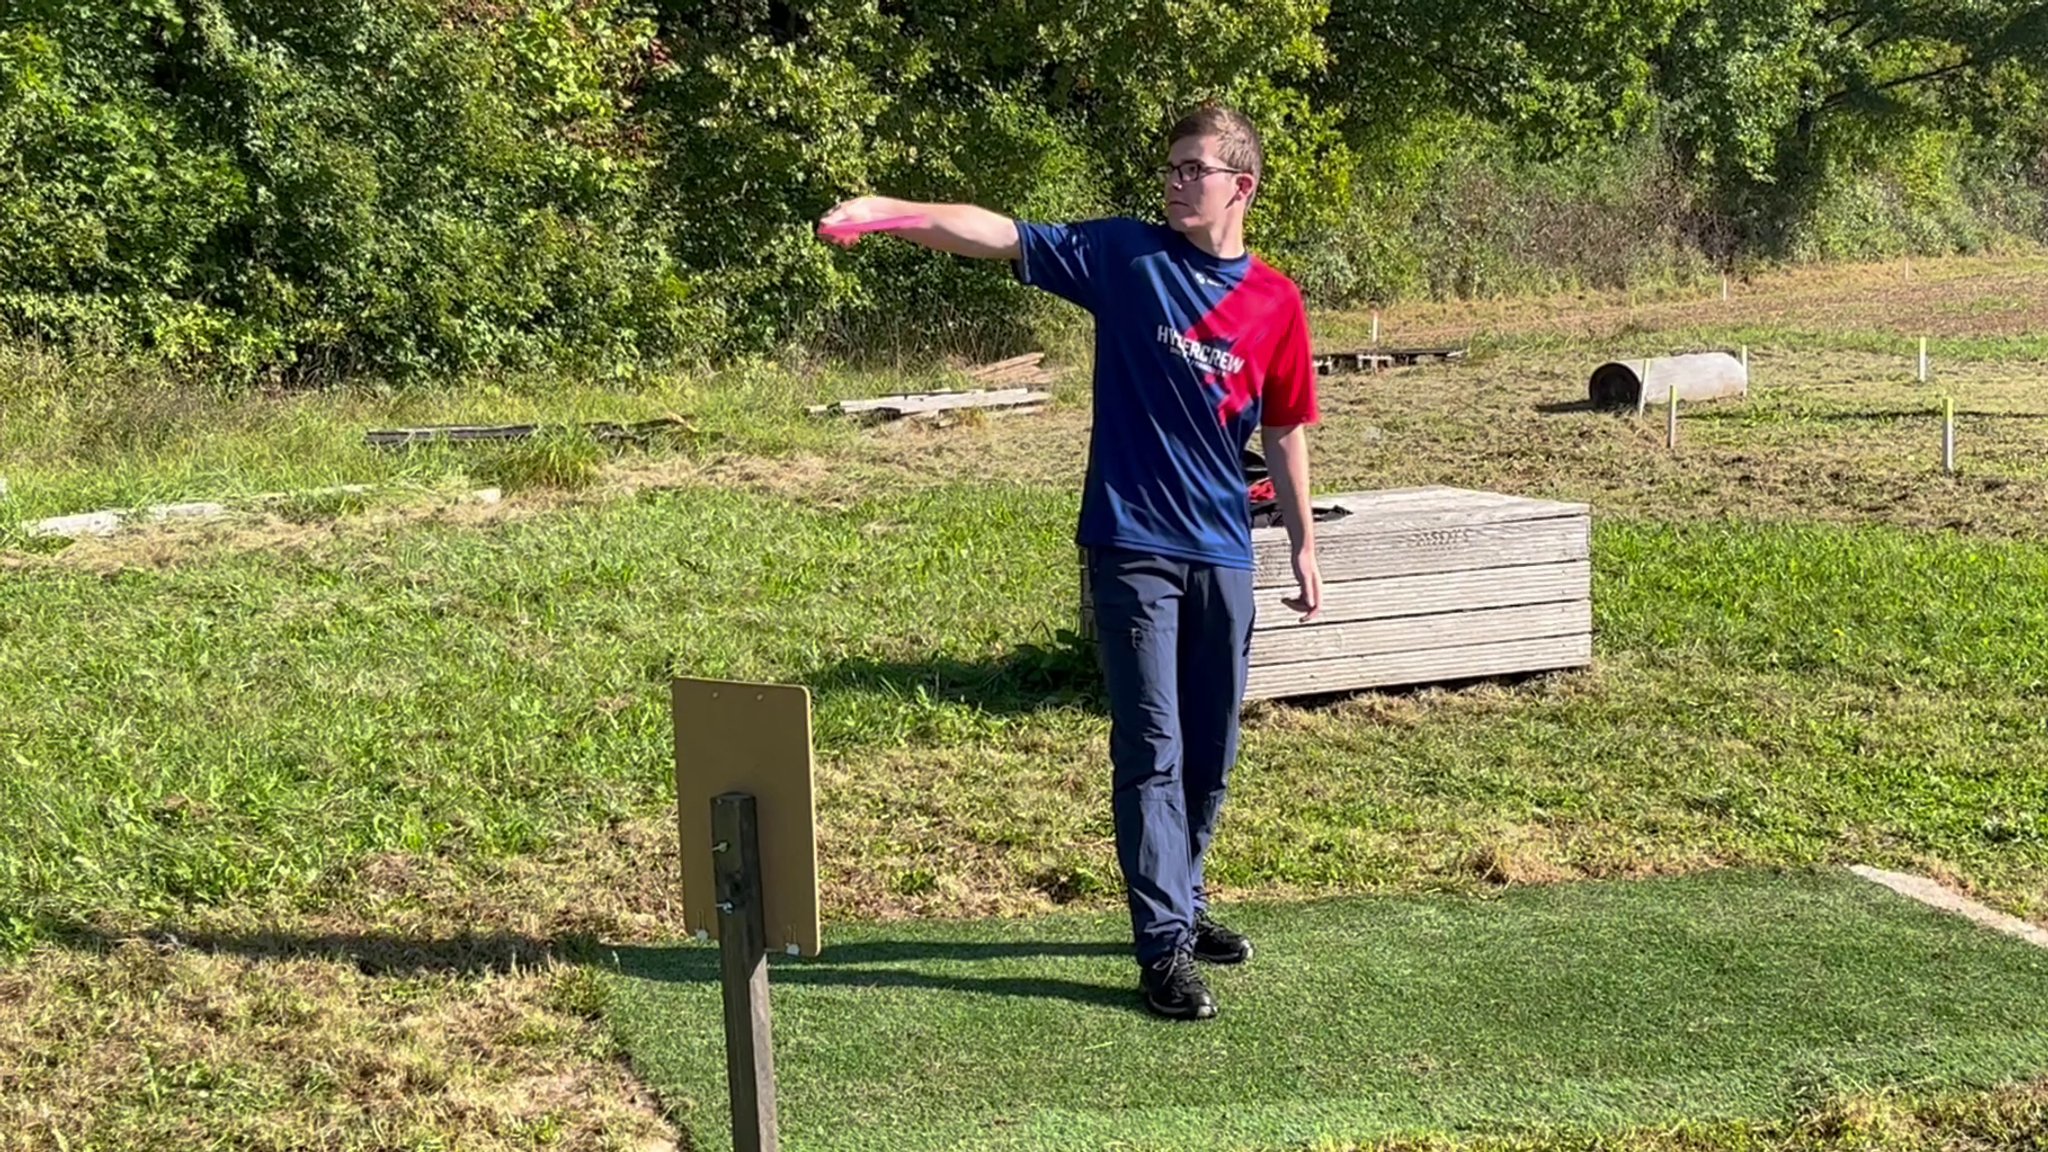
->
[817,215,930,247]
[1248,479,1276,504]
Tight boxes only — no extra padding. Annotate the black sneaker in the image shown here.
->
[1193,912,1252,965]
[1140,947,1217,1021]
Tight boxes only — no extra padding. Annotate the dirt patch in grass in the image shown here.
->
[0,491,524,575]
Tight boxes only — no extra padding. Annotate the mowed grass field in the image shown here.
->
[3,255,2047,1150]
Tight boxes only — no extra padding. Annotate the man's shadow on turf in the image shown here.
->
[807,632,1107,716]
[603,938,1145,1013]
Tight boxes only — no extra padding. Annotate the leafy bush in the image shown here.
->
[0,0,704,381]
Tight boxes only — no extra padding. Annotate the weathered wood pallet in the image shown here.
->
[806,388,1051,422]
[365,417,689,449]
[1078,486,1593,701]
[1313,347,1468,374]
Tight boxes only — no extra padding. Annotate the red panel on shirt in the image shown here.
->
[1181,258,1321,429]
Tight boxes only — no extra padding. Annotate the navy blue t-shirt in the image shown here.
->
[1013,217,1320,569]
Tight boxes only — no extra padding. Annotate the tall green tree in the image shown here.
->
[1317,0,1689,153]
[1658,0,2048,184]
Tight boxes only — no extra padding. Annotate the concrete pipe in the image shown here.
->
[1589,351,1748,408]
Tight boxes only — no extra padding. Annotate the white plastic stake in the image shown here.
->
[1721,274,1730,302]
[1667,381,1679,449]
[1371,311,1380,345]
[1943,396,1956,475]
[1741,345,1750,380]
[1918,337,1929,383]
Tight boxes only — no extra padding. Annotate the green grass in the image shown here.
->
[603,868,2048,1152]
[0,347,969,521]
[6,487,2048,945]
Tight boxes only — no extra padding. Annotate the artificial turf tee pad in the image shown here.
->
[602,869,2048,1152]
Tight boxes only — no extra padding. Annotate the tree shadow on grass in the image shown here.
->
[602,939,1142,1014]
[1248,667,1577,716]
[807,633,1105,717]
[37,918,575,976]
[34,918,1142,1010]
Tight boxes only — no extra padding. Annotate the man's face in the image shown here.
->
[1162,134,1253,233]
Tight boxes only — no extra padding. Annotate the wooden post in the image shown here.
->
[713,792,779,1152]
[1943,397,1956,475]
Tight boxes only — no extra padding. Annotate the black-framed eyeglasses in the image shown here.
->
[1155,161,1245,186]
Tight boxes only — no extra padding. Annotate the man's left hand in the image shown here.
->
[1282,544,1322,622]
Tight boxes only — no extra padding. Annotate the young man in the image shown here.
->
[820,104,1322,1021]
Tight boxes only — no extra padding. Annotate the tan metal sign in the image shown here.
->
[672,678,822,957]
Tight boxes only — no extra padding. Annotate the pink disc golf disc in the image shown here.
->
[817,215,929,247]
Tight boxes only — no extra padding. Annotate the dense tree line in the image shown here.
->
[3,0,2042,379]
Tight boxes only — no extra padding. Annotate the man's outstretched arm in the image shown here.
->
[820,196,1021,261]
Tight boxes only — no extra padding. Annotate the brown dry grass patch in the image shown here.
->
[0,942,675,1152]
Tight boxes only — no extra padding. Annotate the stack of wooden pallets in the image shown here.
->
[1080,487,1593,701]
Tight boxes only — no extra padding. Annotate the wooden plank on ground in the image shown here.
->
[1253,516,1589,588]
[1249,601,1591,666]
[1252,561,1590,630]
[966,352,1043,377]
[807,389,1049,420]
[964,353,1051,387]
[813,388,1033,414]
[364,417,690,449]
[1244,634,1592,700]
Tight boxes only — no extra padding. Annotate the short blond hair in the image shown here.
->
[1167,104,1263,189]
